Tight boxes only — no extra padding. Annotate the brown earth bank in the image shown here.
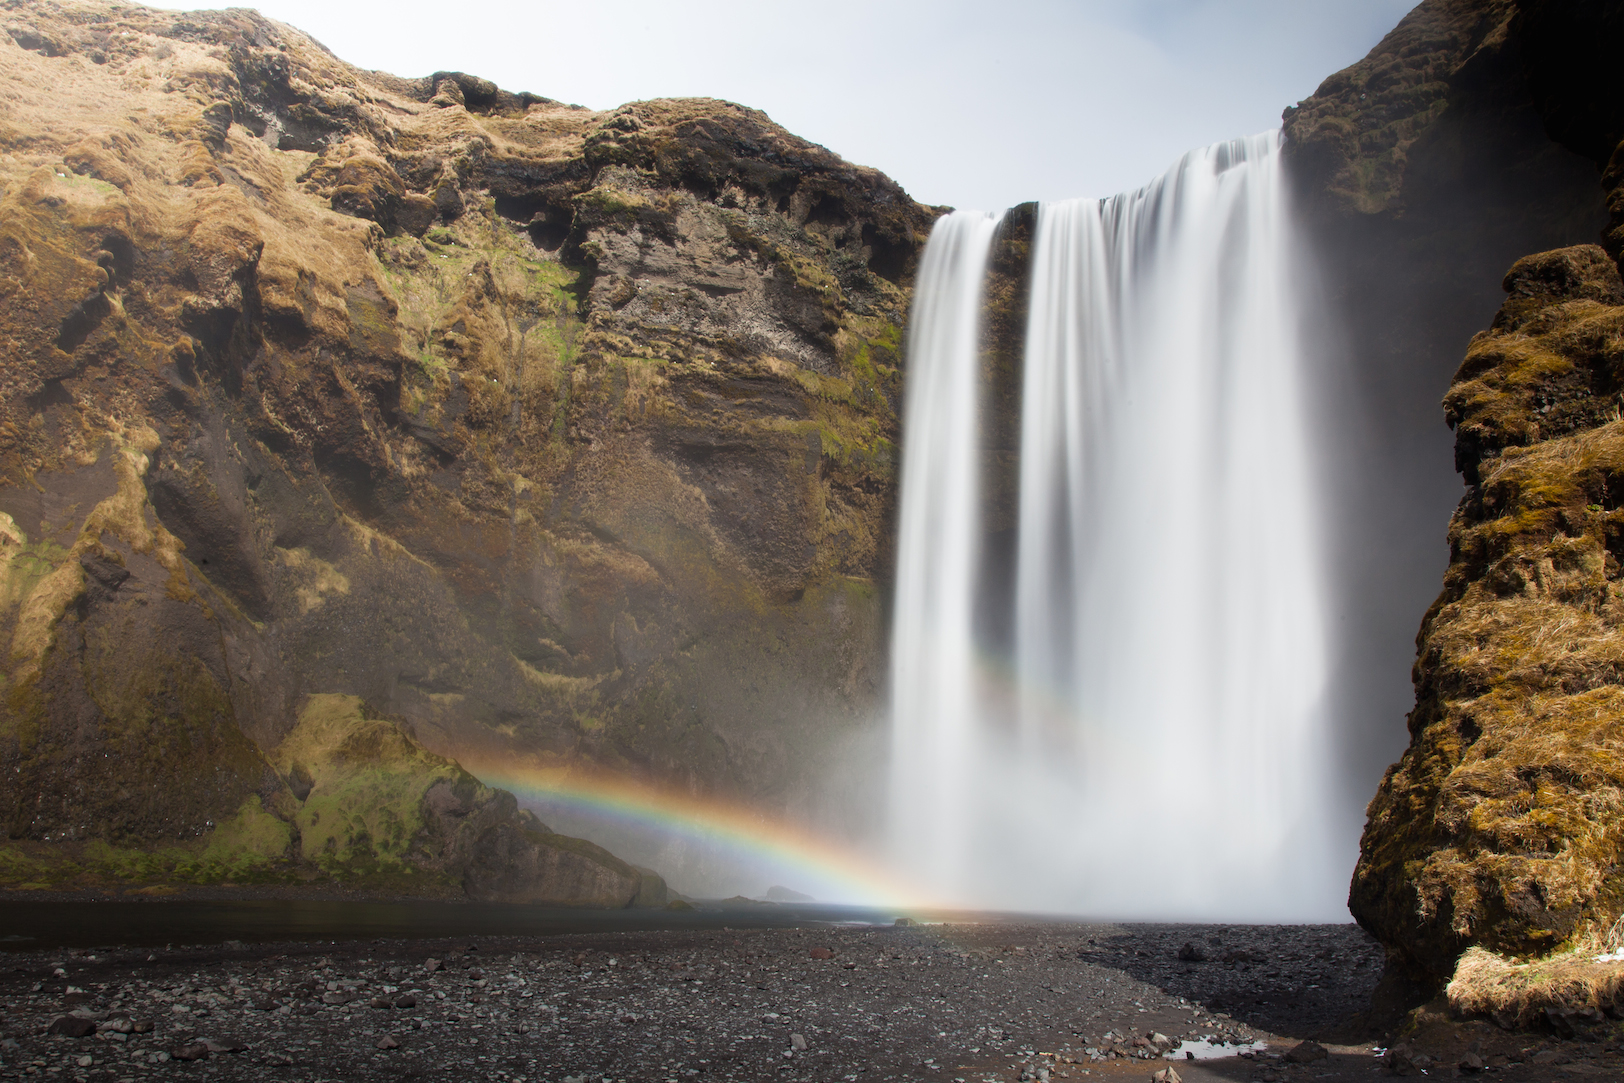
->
[0,0,935,897]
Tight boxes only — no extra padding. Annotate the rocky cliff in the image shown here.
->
[1352,241,1624,986]
[0,0,935,895]
[1320,0,1624,998]
[1280,0,1614,837]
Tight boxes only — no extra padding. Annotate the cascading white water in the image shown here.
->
[890,132,1339,920]
[888,209,1003,893]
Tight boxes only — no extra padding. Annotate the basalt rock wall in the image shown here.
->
[0,0,936,892]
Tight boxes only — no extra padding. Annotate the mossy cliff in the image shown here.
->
[1335,1,1624,995]
[0,0,937,889]
[1352,242,1624,991]
[1279,0,1618,818]
[3,694,661,903]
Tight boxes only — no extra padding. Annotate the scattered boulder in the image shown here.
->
[809,947,834,960]
[1285,1040,1328,1063]
[1177,942,1207,962]
[376,1035,399,1050]
[45,1015,95,1037]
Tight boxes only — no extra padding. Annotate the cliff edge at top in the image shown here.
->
[0,0,937,895]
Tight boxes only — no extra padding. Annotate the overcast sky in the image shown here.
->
[160,0,1416,211]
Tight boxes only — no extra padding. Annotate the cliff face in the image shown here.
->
[1322,0,1624,990]
[0,0,935,891]
[1353,242,1624,983]
[1280,0,1613,829]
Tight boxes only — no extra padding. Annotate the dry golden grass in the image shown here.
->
[1448,936,1624,1024]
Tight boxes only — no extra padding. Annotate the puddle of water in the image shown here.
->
[1167,1038,1267,1061]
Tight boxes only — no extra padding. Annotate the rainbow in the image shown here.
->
[457,758,921,908]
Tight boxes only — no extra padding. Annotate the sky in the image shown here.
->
[158,0,1416,214]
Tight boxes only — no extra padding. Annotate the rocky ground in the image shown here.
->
[0,916,1609,1083]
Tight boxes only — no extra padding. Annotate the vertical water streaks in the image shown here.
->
[888,210,1003,895]
[891,134,1337,919]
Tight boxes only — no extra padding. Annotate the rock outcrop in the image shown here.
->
[1352,241,1624,984]
[1280,0,1614,821]
[2,692,663,902]
[0,1,935,892]
[1339,0,1624,992]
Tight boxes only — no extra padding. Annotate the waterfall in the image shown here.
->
[889,132,1337,920]
[888,209,1003,893]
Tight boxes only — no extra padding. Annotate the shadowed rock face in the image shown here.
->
[1280,0,1614,854]
[0,0,937,892]
[1315,0,1624,990]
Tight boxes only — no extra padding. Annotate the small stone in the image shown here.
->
[1285,1040,1328,1063]
[424,958,441,972]
[1459,1051,1486,1073]
[809,947,834,960]
[894,917,917,927]
[46,1015,96,1038]
[1176,942,1206,962]
[171,1043,210,1062]
[1151,1068,1182,1083]
[369,997,393,1010]
[790,1033,807,1051]
[376,1035,399,1050]
[264,1051,294,1066]
[394,993,417,1009]
[75,1054,93,1067]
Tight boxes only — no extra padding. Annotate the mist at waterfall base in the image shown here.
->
[890,132,1349,922]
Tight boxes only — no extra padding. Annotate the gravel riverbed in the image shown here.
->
[0,918,1612,1082]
